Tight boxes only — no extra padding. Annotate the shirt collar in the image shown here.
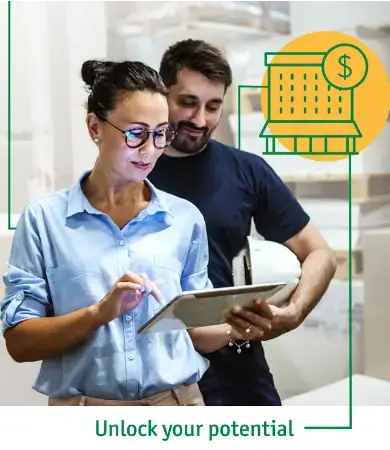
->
[66,170,174,220]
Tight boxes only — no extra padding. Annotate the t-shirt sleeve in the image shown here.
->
[252,158,310,243]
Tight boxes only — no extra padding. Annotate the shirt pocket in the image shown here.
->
[154,254,182,285]
[153,254,182,312]
[45,264,105,316]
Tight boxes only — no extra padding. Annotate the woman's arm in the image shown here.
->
[2,204,153,362]
[1,206,105,362]
[4,270,150,363]
[4,307,102,363]
[188,324,239,354]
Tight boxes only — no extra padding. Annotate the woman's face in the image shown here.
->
[88,91,170,183]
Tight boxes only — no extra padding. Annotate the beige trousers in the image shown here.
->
[48,383,204,406]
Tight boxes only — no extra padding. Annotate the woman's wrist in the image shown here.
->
[224,323,248,341]
[224,324,252,354]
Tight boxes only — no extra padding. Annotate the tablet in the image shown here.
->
[137,282,286,335]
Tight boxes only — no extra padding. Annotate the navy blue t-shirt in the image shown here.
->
[148,140,310,404]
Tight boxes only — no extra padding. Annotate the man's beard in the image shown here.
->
[171,121,213,155]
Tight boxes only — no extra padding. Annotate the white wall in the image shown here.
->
[290,1,390,35]
[0,1,107,406]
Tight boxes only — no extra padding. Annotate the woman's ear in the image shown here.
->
[86,113,100,142]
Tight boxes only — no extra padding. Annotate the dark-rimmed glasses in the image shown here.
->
[97,115,176,149]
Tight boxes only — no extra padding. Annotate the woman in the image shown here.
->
[1,60,260,406]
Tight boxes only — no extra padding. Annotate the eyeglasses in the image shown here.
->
[97,115,176,149]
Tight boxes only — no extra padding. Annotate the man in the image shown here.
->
[148,39,337,406]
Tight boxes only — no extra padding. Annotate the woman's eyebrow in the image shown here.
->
[125,121,169,128]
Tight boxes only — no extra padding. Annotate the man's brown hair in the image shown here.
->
[159,39,232,91]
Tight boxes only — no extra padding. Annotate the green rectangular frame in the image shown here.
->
[237,85,353,429]
[6,2,353,428]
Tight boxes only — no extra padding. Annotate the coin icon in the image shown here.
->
[322,43,368,90]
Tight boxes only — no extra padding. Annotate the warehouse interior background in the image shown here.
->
[1,1,390,406]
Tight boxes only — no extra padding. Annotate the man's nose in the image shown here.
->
[191,109,206,129]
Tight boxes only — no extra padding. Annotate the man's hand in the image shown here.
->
[223,299,275,340]
[253,301,301,340]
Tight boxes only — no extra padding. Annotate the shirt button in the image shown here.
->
[128,353,134,361]
[129,393,136,399]
[16,293,23,300]
[126,315,132,322]
[119,239,125,246]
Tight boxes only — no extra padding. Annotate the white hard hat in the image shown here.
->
[232,236,301,306]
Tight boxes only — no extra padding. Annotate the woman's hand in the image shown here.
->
[223,299,275,341]
[92,272,164,325]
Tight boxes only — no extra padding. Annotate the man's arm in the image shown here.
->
[284,221,337,319]
[226,157,336,340]
[227,223,336,341]
[262,220,336,339]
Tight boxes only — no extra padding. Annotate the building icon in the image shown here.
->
[259,50,366,155]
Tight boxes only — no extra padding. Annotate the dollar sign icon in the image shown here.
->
[323,44,368,90]
[338,54,352,80]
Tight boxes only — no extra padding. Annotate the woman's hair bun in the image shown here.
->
[81,60,115,90]
[81,58,168,117]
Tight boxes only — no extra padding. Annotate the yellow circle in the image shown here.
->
[260,31,390,162]
[323,44,368,90]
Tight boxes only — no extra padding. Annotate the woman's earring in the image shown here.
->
[94,138,99,144]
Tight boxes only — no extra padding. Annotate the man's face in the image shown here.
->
[166,67,225,155]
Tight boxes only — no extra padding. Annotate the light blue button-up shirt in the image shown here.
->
[1,171,212,400]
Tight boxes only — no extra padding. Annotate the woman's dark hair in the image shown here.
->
[159,39,232,91]
[81,60,168,119]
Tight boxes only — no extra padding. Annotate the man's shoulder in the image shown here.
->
[210,139,271,171]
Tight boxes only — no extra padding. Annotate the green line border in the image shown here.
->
[8,1,13,230]
[6,4,353,425]
[237,84,353,429]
